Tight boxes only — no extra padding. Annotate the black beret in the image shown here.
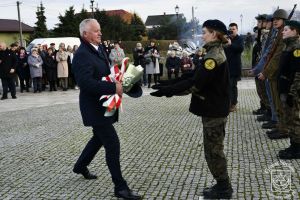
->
[285,20,300,31]
[203,19,227,35]
[266,14,273,22]
[255,14,267,20]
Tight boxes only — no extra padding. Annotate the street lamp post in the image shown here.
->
[90,0,95,18]
[175,5,179,40]
[240,14,243,34]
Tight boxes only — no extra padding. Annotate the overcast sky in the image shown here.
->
[0,0,299,34]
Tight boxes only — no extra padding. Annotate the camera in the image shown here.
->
[228,30,233,35]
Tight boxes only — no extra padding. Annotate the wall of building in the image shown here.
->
[0,32,32,47]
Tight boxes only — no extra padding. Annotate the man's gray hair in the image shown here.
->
[79,18,98,37]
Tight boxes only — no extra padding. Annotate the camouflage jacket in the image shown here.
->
[287,37,300,97]
[278,36,300,95]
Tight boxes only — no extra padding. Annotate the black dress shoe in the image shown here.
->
[252,108,265,115]
[115,189,142,200]
[266,128,279,135]
[12,96,17,99]
[1,96,8,100]
[73,168,98,179]
[203,183,233,199]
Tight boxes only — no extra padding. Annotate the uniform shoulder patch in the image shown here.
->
[293,49,300,57]
[204,59,216,70]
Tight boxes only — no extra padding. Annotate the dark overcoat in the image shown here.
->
[72,39,117,126]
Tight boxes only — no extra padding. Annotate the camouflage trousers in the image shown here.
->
[287,72,300,144]
[281,102,300,143]
[255,78,270,109]
[202,117,229,182]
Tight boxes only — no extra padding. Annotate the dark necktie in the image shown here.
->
[97,45,102,54]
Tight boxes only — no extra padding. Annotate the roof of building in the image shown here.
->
[145,14,184,26]
[105,9,133,23]
[81,9,134,24]
[0,19,34,32]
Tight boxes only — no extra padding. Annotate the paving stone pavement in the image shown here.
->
[0,79,299,200]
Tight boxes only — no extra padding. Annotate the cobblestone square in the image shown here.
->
[0,79,299,199]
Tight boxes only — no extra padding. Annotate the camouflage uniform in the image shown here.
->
[252,15,270,112]
[202,117,229,181]
[290,72,300,143]
[150,20,232,198]
[278,32,300,158]
[257,29,272,111]
[279,36,300,142]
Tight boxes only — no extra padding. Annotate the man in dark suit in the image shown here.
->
[72,19,141,200]
[0,42,17,100]
[224,23,244,112]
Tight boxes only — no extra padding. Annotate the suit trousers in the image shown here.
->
[74,124,128,191]
[229,77,238,105]
[1,77,16,97]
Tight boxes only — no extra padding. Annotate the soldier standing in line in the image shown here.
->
[277,20,300,159]
[251,14,280,130]
[252,14,271,116]
[258,9,289,139]
[151,19,233,199]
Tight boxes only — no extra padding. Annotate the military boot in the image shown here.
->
[203,179,233,199]
[257,112,271,122]
[279,142,300,159]
[268,131,289,140]
[262,121,277,129]
[252,105,266,115]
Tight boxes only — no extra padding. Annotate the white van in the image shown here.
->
[26,37,81,52]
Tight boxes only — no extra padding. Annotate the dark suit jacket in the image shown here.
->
[224,35,244,78]
[72,39,118,126]
[0,48,17,79]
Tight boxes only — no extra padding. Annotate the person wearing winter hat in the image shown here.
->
[258,9,290,140]
[151,19,233,199]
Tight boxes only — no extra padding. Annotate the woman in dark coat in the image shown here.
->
[165,50,181,80]
[43,48,57,91]
[16,47,30,92]
[133,42,146,86]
